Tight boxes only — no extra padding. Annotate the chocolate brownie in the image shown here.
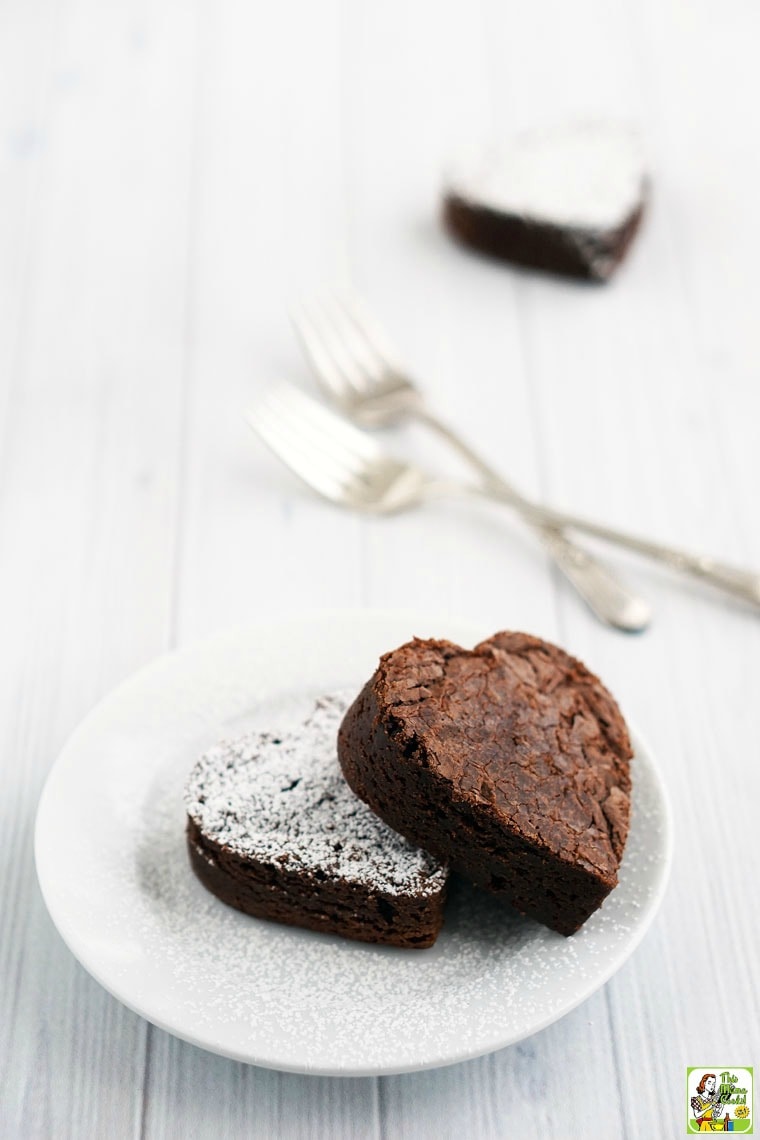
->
[338,634,632,935]
[442,123,647,281]
[184,693,448,948]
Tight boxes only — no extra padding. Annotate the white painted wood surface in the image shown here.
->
[2,0,759,1136]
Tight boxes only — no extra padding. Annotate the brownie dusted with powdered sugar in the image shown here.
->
[442,123,647,281]
[184,693,448,948]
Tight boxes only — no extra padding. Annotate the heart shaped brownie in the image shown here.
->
[338,633,632,935]
[442,123,647,280]
[185,692,448,948]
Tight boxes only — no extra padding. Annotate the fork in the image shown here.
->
[292,295,760,613]
[291,295,652,633]
[247,382,760,614]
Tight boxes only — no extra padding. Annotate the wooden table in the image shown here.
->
[2,1,759,1136]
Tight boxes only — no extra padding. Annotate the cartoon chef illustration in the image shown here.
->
[691,1074,726,1131]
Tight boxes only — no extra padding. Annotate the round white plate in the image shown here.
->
[35,611,672,1076]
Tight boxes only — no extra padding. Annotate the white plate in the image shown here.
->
[35,611,672,1076]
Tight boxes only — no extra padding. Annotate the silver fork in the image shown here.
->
[290,295,760,614]
[290,295,652,633]
[247,384,659,630]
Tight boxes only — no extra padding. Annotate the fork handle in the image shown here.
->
[535,527,652,631]
[416,406,760,611]
[413,407,652,631]
[498,494,760,609]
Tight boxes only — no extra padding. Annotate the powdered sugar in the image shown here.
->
[446,123,646,231]
[184,691,447,897]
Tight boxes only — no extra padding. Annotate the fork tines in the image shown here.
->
[291,293,407,402]
[246,382,382,499]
